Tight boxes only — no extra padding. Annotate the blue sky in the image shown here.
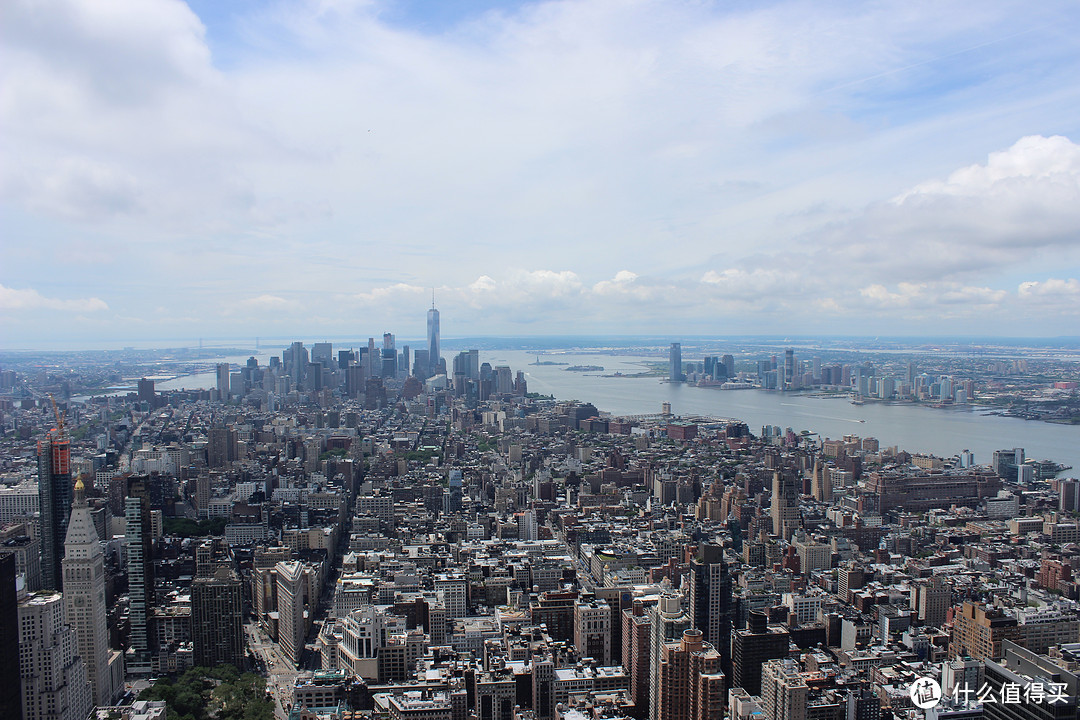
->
[2,0,1079,348]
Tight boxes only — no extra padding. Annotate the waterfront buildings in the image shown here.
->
[669,344,683,382]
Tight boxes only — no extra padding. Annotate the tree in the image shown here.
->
[139,665,273,720]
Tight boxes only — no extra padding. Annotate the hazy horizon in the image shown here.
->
[4,333,1080,355]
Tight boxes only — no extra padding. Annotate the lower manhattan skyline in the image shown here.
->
[2,0,1080,345]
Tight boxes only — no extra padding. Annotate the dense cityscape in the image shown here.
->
[0,303,1078,720]
[4,3,1080,720]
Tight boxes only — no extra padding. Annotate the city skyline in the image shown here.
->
[2,0,1080,346]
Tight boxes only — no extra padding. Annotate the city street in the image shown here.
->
[246,622,299,720]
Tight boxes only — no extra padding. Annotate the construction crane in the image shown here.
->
[48,393,65,437]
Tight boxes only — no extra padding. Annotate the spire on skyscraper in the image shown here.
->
[64,471,120,705]
[427,298,441,376]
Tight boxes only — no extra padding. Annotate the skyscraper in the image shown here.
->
[623,598,655,712]
[192,567,244,669]
[285,342,308,387]
[722,354,735,378]
[276,560,306,668]
[770,471,800,541]
[216,362,231,398]
[654,628,725,720]
[669,343,683,382]
[427,299,441,376]
[125,476,154,674]
[63,477,119,706]
[650,594,691,720]
[689,545,733,673]
[18,591,93,720]
[381,333,397,378]
[0,553,22,720]
[810,457,832,503]
[137,378,155,405]
[732,610,790,696]
[38,423,72,591]
[311,342,333,365]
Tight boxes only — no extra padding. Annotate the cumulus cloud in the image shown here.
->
[469,276,497,292]
[818,135,1080,280]
[895,136,1080,201]
[857,283,1005,310]
[511,270,584,297]
[1016,279,1080,316]
[591,271,669,303]
[0,0,259,227]
[1018,278,1080,298]
[0,284,108,312]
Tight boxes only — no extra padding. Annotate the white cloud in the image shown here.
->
[349,283,427,304]
[1018,278,1080,298]
[819,135,1080,280]
[0,284,108,312]
[700,268,808,300]
[469,276,497,292]
[1016,278,1080,317]
[237,294,290,310]
[857,282,1005,310]
[2,0,1080,342]
[895,135,1080,201]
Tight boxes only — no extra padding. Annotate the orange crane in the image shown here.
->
[48,393,65,437]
